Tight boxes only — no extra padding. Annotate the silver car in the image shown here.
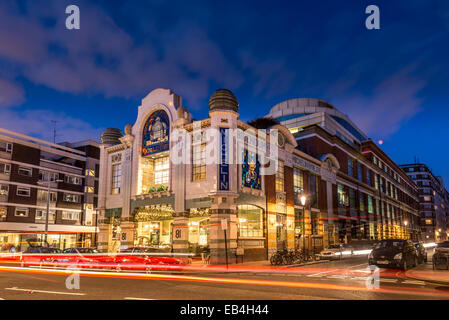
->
[318,244,353,260]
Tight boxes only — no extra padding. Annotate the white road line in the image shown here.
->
[403,280,426,286]
[327,275,347,279]
[5,287,86,296]
[124,297,156,300]
[307,269,338,277]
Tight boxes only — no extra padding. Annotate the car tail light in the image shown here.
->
[435,248,441,253]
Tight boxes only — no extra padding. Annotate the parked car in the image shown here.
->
[318,244,352,260]
[413,241,427,264]
[120,247,147,256]
[368,239,418,270]
[433,241,449,270]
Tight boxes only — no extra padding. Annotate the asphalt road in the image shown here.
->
[0,256,448,300]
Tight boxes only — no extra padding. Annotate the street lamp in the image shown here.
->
[300,195,307,253]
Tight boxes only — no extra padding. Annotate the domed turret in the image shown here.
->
[101,128,124,145]
[208,89,239,113]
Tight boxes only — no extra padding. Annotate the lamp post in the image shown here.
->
[300,195,307,253]
[44,178,62,244]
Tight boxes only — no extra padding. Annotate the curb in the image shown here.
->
[404,269,449,287]
[286,260,329,268]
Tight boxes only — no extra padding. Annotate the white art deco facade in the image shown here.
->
[97,88,340,263]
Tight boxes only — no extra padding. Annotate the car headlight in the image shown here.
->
[394,253,402,260]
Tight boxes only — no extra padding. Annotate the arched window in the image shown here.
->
[142,110,170,156]
[238,205,263,237]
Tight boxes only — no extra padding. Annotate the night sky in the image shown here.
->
[0,0,448,185]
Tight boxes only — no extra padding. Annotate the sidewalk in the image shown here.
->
[405,262,449,286]
[191,258,327,267]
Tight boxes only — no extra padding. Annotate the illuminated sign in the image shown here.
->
[142,110,170,156]
[219,128,229,190]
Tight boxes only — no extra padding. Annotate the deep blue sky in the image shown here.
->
[0,0,448,185]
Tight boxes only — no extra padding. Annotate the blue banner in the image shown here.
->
[219,127,229,190]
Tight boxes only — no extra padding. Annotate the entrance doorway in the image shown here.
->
[276,214,287,250]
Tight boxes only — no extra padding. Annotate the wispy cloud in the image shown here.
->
[0,108,103,143]
[330,66,425,138]
[0,78,25,108]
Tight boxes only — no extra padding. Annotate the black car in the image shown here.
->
[413,241,427,263]
[368,239,419,270]
[433,241,449,270]
[24,246,54,254]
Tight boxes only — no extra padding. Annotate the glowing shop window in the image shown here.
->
[154,157,169,185]
[238,205,263,238]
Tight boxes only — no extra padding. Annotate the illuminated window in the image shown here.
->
[293,167,303,193]
[37,190,57,202]
[63,193,80,203]
[39,171,59,182]
[35,210,56,224]
[337,184,348,207]
[368,196,373,214]
[0,184,8,196]
[0,162,11,175]
[62,211,80,221]
[374,174,379,190]
[85,186,94,193]
[17,187,30,197]
[111,164,121,194]
[154,156,169,185]
[85,169,95,177]
[192,143,206,181]
[425,219,432,225]
[238,205,263,237]
[14,207,29,217]
[0,207,6,221]
[65,175,82,185]
[423,196,431,202]
[0,142,12,153]
[275,161,284,192]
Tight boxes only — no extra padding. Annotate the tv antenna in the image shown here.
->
[51,120,58,143]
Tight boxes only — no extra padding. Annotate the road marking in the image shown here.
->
[124,297,156,300]
[403,280,426,286]
[5,287,86,296]
[327,275,347,279]
[307,269,338,277]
